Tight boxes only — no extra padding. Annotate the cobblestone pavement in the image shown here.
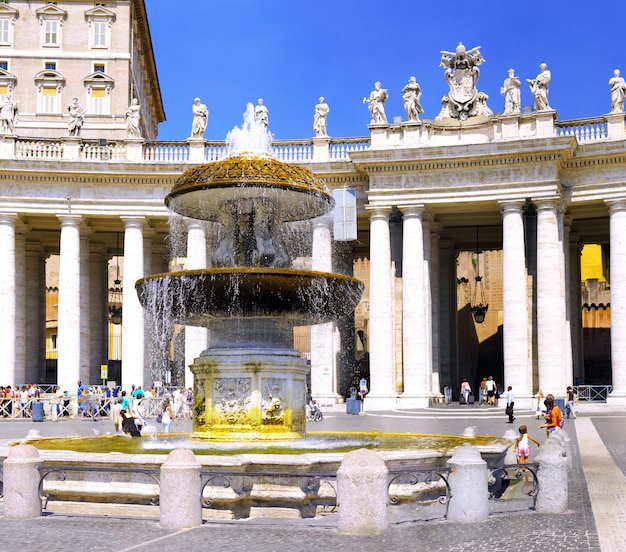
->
[1,404,624,551]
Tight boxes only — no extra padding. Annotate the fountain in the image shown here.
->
[2,105,511,518]
[137,103,363,440]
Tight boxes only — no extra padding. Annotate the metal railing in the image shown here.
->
[573,385,613,401]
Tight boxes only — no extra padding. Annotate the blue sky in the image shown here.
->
[145,0,621,142]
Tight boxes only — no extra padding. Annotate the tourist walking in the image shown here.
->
[485,376,496,405]
[566,386,578,419]
[460,379,471,405]
[159,399,176,433]
[504,386,515,423]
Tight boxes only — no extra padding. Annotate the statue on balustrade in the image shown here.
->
[609,69,626,113]
[436,42,491,121]
[501,68,521,114]
[313,96,329,136]
[190,97,208,138]
[255,98,269,128]
[125,98,142,139]
[363,81,388,124]
[527,63,551,111]
[0,91,18,134]
[67,97,85,136]
[402,76,423,122]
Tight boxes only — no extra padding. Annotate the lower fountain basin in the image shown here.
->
[136,268,364,327]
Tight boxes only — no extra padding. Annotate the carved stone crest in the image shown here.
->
[436,42,493,121]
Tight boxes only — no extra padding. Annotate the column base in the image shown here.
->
[606,393,626,407]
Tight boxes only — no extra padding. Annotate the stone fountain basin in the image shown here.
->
[2,432,511,517]
[136,268,364,326]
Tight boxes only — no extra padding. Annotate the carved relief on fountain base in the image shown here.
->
[190,347,309,440]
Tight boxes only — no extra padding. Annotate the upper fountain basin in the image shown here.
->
[166,154,333,222]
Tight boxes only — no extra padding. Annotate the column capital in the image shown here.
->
[185,218,207,231]
[367,206,392,221]
[398,205,425,219]
[120,216,146,229]
[534,198,562,213]
[57,213,83,227]
[0,212,18,226]
[498,200,526,215]
[311,213,333,229]
[605,198,626,213]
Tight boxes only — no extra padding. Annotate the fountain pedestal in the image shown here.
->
[191,320,309,439]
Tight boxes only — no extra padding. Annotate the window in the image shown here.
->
[0,3,18,46]
[43,19,59,46]
[45,61,56,71]
[41,86,58,113]
[92,20,107,48]
[0,60,7,71]
[85,7,115,50]
[0,17,9,44]
[90,87,107,114]
[36,4,67,48]
[94,63,105,73]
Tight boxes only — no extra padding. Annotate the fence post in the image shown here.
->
[446,443,489,522]
[535,439,568,513]
[3,444,42,519]
[337,448,388,535]
[159,448,202,529]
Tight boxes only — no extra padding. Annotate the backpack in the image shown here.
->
[156,411,163,423]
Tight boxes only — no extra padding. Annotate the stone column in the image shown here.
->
[89,244,108,384]
[400,206,426,403]
[185,220,209,389]
[57,214,83,393]
[0,213,17,385]
[366,207,395,405]
[500,201,530,400]
[121,217,145,390]
[535,439,568,513]
[423,214,433,395]
[536,200,567,395]
[607,200,626,401]
[14,222,27,385]
[569,235,584,384]
[25,243,46,384]
[80,228,92,384]
[430,223,442,398]
[310,214,337,404]
[438,240,456,393]
[562,217,574,387]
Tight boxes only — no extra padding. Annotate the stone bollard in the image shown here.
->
[446,443,489,523]
[535,439,568,513]
[502,428,519,465]
[159,448,202,529]
[3,444,42,519]
[337,448,388,535]
[549,429,572,469]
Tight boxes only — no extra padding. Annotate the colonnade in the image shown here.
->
[365,197,626,409]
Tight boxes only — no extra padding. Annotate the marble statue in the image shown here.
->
[0,91,18,134]
[609,69,626,113]
[527,63,551,111]
[190,97,208,138]
[255,98,269,128]
[501,68,521,114]
[363,81,388,124]
[125,98,142,139]
[67,97,85,136]
[402,76,423,122]
[313,96,329,136]
[436,42,491,121]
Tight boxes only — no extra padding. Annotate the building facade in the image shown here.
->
[0,1,623,408]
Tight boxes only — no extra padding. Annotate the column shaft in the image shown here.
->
[501,202,530,397]
[608,201,626,398]
[0,214,17,384]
